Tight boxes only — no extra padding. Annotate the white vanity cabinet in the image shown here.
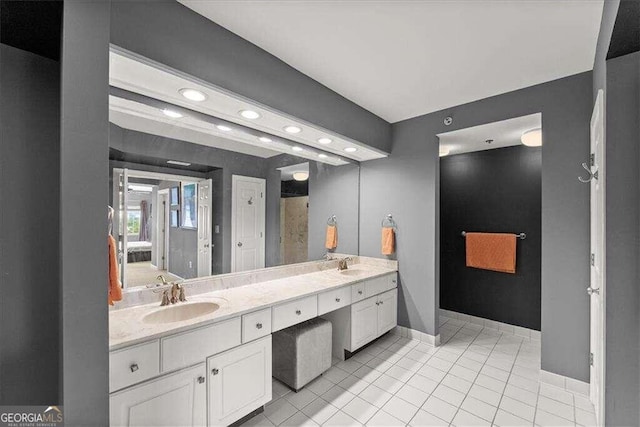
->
[207,335,272,426]
[109,363,207,427]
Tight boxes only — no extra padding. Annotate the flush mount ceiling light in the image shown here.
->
[439,147,450,157]
[291,146,303,152]
[239,110,261,120]
[292,172,309,181]
[317,137,332,144]
[284,125,302,134]
[167,160,192,166]
[344,147,357,153]
[318,153,328,159]
[521,128,542,147]
[216,124,232,132]
[179,88,207,102]
[258,136,272,143]
[162,109,183,118]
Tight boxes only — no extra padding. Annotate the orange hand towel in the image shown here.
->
[381,227,395,255]
[325,225,337,250]
[108,235,123,305]
[465,232,516,274]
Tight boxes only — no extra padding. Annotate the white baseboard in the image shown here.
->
[391,325,440,346]
[540,370,590,396]
[439,308,541,342]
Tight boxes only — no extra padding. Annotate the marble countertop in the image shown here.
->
[109,263,397,350]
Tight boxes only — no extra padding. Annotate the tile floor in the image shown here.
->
[242,317,596,427]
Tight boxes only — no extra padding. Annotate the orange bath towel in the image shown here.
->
[108,235,123,305]
[465,232,517,274]
[381,227,395,255]
[325,225,337,250]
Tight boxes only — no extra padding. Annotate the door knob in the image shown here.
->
[587,287,600,296]
[335,298,341,303]
[358,290,363,295]
[211,368,219,375]
[197,376,205,384]
[237,242,243,247]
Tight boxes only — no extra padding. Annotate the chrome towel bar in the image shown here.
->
[461,231,526,240]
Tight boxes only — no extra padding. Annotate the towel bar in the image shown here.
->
[461,231,526,240]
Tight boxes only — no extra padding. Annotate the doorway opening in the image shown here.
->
[278,163,310,265]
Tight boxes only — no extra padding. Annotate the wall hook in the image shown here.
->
[578,162,598,183]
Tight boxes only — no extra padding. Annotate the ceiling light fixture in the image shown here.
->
[291,146,303,152]
[167,160,192,167]
[292,172,309,181]
[216,125,232,132]
[344,147,357,153]
[239,110,261,119]
[317,137,332,144]
[258,136,272,143]
[439,147,450,157]
[128,184,153,193]
[284,125,302,134]
[179,88,207,102]
[162,109,183,118]
[521,128,542,147]
[318,154,328,159]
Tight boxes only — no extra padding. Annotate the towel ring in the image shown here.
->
[381,214,397,229]
[327,215,337,226]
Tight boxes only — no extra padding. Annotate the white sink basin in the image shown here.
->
[336,269,367,276]
[142,302,220,324]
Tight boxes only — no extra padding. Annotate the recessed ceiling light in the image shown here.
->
[521,128,542,147]
[179,88,207,102]
[439,147,450,157]
[239,110,261,119]
[318,154,328,159]
[291,146,303,152]
[344,147,357,153]
[167,160,192,166]
[317,137,332,144]
[292,172,309,181]
[216,125,232,132]
[284,126,302,134]
[162,109,183,118]
[258,136,272,143]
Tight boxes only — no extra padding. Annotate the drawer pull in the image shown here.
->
[295,310,302,315]
[335,298,341,303]
[256,322,263,329]
[198,376,205,384]
[380,301,384,305]
[375,302,380,306]
[392,280,397,284]
[212,368,219,375]
[358,290,363,295]
[130,363,139,373]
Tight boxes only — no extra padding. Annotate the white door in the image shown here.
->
[350,297,378,350]
[231,175,265,272]
[197,179,212,277]
[589,89,606,424]
[377,289,398,336]
[109,364,207,427]
[207,335,272,426]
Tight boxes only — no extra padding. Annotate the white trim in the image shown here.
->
[540,369,590,396]
[230,175,266,272]
[391,326,440,347]
[439,308,541,341]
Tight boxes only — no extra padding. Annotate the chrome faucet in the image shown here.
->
[337,257,351,271]
[158,279,186,306]
[157,275,168,285]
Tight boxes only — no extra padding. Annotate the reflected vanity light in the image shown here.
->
[258,136,272,143]
[344,147,357,153]
[216,125,232,132]
[284,125,302,134]
[162,109,183,118]
[167,160,192,166]
[128,184,153,193]
[521,128,542,147]
[239,110,261,120]
[317,137,332,144]
[291,146,303,152]
[292,172,309,181]
[318,153,328,159]
[179,88,207,102]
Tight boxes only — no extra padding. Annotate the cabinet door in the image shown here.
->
[208,335,272,426]
[110,363,206,427]
[377,289,398,336]
[350,296,378,351]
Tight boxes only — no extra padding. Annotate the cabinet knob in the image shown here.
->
[212,368,219,375]
[335,298,341,303]
[198,376,205,384]
[375,302,380,306]
[295,310,301,315]
[358,290,363,295]
[256,322,263,329]
[380,301,384,305]
[392,280,397,284]
[130,363,139,373]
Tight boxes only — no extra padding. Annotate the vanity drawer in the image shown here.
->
[242,308,272,343]
[109,340,160,392]
[365,273,397,298]
[351,282,366,303]
[161,317,241,372]
[272,295,318,332]
[318,286,352,315]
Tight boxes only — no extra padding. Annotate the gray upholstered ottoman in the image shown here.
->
[272,317,332,391]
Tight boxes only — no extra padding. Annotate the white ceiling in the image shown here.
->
[278,162,309,181]
[179,0,603,123]
[438,113,542,156]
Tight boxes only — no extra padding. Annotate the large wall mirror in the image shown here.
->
[108,48,367,289]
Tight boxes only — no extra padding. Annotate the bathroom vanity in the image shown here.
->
[108,258,398,427]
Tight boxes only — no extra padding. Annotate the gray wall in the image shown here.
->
[0,44,60,405]
[604,51,640,427]
[109,0,391,153]
[60,1,110,424]
[360,72,593,382]
[308,163,361,260]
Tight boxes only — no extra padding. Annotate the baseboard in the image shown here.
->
[540,370,590,396]
[439,308,541,342]
[391,325,440,346]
